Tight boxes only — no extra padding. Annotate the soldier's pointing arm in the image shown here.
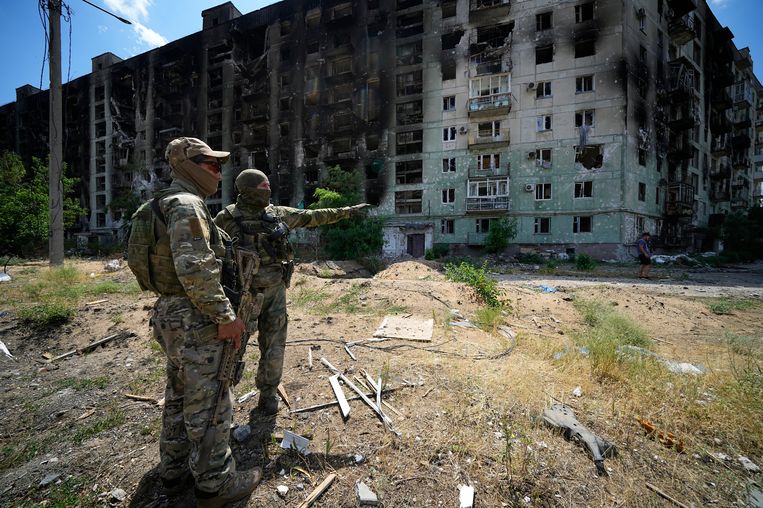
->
[278,204,370,229]
[165,197,236,324]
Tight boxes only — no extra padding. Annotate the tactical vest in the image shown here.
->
[225,205,294,288]
[128,193,222,295]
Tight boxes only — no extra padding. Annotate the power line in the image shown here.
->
[80,0,131,24]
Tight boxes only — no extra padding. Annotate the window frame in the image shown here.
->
[575,75,594,93]
[536,115,552,132]
[443,95,456,112]
[574,180,593,198]
[536,81,552,98]
[441,188,456,204]
[534,217,550,234]
[442,157,456,173]
[573,215,592,233]
[535,183,552,200]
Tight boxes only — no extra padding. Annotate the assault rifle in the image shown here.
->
[198,248,261,468]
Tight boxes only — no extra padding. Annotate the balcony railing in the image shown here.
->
[467,164,509,178]
[733,85,754,106]
[466,195,510,211]
[468,92,512,115]
[668,14,696,46]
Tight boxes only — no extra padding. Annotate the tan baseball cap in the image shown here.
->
[165,137,230,167]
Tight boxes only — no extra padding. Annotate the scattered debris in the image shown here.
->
[497,326,516,340]
[277,383,291,409]
[233,424,251,442]
[361,370,405,418]
[356,481,378,506]
[124,393,160,405]
[458,484,475,508]
[0,272,11,282]
[738,456,760,473]
[50,331,131,363]
[373,316,433,342]
[343,344,357,360]
[297,473,336,508]
[645,482,689,508]
[354,454,365,464]
[749,484,763,508]
[237,390,257,404]
[449,319,476,328]
[543,404,616,475]
[39,473,61,487]
[538,285,557,293]
[617,345,705,375]
[572,386,583,398]
[277,485,289,498]
[104,259,122,272]
[77,409,96,420]
[291,385,408,414]
[109,488,127,503]
[0,340,15,360]
[281,430,311,455]
[307,348,313,369]
[636,418,684,452]
[552,346,590,360]
[328,375,351,419]
[85,299,109,306]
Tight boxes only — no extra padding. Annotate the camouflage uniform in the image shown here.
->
[130,139,241,495]
[214,170,368,407]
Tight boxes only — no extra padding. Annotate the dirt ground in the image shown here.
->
[0,258,762,507]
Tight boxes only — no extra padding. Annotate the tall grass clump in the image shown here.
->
[574,253,597,271]
[573,299,651,380]
[445,261,501,307]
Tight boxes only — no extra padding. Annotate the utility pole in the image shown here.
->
[48,0,64,266]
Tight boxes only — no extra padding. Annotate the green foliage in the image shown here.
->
[56,376,110,391]
[575,253,597,271]
[0,153,87,257]
[538,260,559,274]
[484,217,517,253]
[721,207,763,261]
[473,305,505,332]
[72,405,126,444]
[445,261,501,307]
[17,301,77,325]
[310,165,382,259]
[516,252,543,264]
[706,297,759,315]
[425,244,449,260]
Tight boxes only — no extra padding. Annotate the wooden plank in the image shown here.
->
[85,299,108,306]
[645,483,689,508]
[328,375,351,418]
[124,393,158,404]
[297,473,337,508]
[50,332,127,363]
[361,371,404,418]
[277,383,291,409]
[307,348,313,369]
[343,344,357,361]
[290,386,406,414]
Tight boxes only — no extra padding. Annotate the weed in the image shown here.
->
[317,268,333,278]
[725,332,760,356]
[516,252,543,264]
[575,253,597,271]
[72,405,126,444]
[17,301,76,325]
[445,261,501,307]
[473,306,506,333]
[140,416,162,437]
[56,376,110,391]
[357,256,386,275]
[334,283,363,313]
[31,476,97,507]
[706,297,759,315]
[291,287,329,309]
[425,244,449,260]
[538,260,558,275]
[0,436,53,471]
[111,313,124,325]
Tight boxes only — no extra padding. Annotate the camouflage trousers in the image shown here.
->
[152,295,235,493]
[253,283,288,397]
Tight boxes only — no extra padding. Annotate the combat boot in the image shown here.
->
[161,471,194,496]
[256,394,279,415]
[195,468,263,508]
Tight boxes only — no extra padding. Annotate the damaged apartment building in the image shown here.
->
[0,0,761,258]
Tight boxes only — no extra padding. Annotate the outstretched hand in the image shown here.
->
[217,317,246,350]
[348,203,374,216]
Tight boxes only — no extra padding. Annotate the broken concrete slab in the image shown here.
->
[356,481,378,506]
[373,316,433,342]
[738,455,760,473]
[39,473,61,487]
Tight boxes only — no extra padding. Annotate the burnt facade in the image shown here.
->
[0,0,760,256]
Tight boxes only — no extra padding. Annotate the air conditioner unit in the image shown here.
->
[528,151,536,159]
[459,126,468,135]
[524,184,535,192]
[527,82,536,90]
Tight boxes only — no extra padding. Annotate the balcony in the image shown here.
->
[468,93,512,117]
[668,103,698,131]
[713,65,735,88]
[466,195,510,212]
[668,14,696,46]
[467,232,487,245]
[325,9,355,29]
[731,195,749,209]
[754,146,763,163]
[667,0,697,18]
[396,82,423,97]
[733,84,754,107]
[468,130,510,149]
[711,188,730,201]
[711,138,730,155]
[668,135,693,161]
[469,0,510,23]
[468,163,509,178]
[710,164,731,179]
[732,133,752,150]
[665,182,695,217]
[711,90,733,111]
[732,158,750,170]
[667,65,695,101]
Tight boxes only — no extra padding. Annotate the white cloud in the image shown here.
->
[97,24,108,33]
[708,0,731,8]
[102,0,167,49]
[133,22,167,48]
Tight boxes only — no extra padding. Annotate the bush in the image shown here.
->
[538,259,559,275]
[445,261,501,307]
[425,244,449,260]
[484,218,517,253]
[516,252,543,264]
[575,253,596,271]
[17,301,77,325]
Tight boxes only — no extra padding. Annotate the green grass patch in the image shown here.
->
[573,299,652,380]
[26,476,97,507]
[473,306,506,333]
[72,406,126,444]
[55,376,110,391]
[0,435,54,472]
[706,297,760,315]
[17,301,77,325]
[574,253,597,271]
[334,283,364,313]
[445,261,502,307]
[291,286,330,309]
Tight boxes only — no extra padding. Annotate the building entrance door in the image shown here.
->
[406,233,425,257]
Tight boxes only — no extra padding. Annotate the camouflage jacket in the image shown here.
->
[156,179,236,324]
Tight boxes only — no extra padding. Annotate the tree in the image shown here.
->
[722,207,763,260]
[0,152,86,261]
[484,217,518,253]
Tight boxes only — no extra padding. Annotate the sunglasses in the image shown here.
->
[192,156,222,173]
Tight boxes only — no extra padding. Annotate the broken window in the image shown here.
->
[279,123,290,137]
[397,0,422,10]
[333,32,351,48]
[443,126,457,142]
[575,181,593,198]
[397,100,423,125]
[396,130,423,154]
[305,9,320,28]
[536,12,552,32]
[395,160,423,184]
[536,115,552,131]
[442,157,456,173]
[575,2,594,23]
[396,70,422,96]
[442,0,456,18]
[536,45,553,64]
[536,148,552,168]
[575,109,594,128]
[536,81,551,98]
[575,144,603,169]
[443,96,456,112]
[478,121,501,139]
[535,183,552,200]
[280,97,291,111]
[306,40,319,54]
[397,11,423,38]
[280,20,292,36]
[441,219,455,234]
[638,182,646,202]
[395,190,423,214]
[331,57,352,75]
[576,75,594,93]
[96,176,106,192]
[534,217,550,234]
[575,39,595,58]
[477,153,500,170]
[442,31,463,50]
[396,41,422,66]
[442,188,456,204]
[333,85,352,103]
[475,218,492,234]
[573,216,592,233]
[441,57,457,81]
[639,149,647,166]
[656,187,661,205]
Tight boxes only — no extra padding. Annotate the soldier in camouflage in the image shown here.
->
[129,138,261,508]
[214,169,371,415]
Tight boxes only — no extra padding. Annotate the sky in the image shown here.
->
[0,0,761,106]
